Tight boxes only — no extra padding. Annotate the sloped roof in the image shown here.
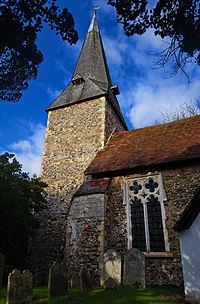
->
[46,12,127,128]
[74,178,110,197]
[86,115,200,175]
[46,11,109,111]
[174,188,200,231]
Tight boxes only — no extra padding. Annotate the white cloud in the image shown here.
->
[47,87,62,101]
[8,123,46,177]
[123,74,200,129]
[54,58,72,84]
[136,28,167,51]
[64,39,82,61]
[44,9,200,134]
[103,36,127,66]
[10,140,32,152]
[103,26,200,130]
[128,30,171,71]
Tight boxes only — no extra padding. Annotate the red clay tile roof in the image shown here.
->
[74,178,110,196]
[86,115,200,175]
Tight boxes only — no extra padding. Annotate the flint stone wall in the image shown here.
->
[104,162,200,286]
[30,96,126,283]
[105,176,127,255]
[64,193,106,286]
[105,99,126,140]
[7,270,33,304]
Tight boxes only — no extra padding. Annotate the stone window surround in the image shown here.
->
[124,172,171,256]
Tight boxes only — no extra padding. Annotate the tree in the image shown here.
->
[108,0,200,76]
[157,99,200,123]
[0,153,47,271]
[0,0,78,102]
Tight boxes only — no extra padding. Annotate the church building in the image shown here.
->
[31,11,200,288]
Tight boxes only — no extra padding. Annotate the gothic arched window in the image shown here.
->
[124,173,169,253]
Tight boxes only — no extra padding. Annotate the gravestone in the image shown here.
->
[68,273,80,288]
[7,269,33,304]
[122,248,145,288]
[0,252,5,293]
[79,268,92,292]
[48,262,68,297]
[103,277,117,289]
[100,249,121,286]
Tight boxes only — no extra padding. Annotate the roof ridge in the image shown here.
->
[112,114,200,139]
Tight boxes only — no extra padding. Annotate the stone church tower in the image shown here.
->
[31,11,127,283]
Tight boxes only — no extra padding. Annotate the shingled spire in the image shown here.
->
[46,11,127,128]
[71,9,112,89]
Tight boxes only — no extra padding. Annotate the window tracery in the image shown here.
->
[124,173,169,253]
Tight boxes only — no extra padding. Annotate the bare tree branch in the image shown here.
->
[157,99,200,123]
[154,37,193,81]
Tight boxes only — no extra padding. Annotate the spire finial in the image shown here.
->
[94,5,100,15]
[88,6,100,32]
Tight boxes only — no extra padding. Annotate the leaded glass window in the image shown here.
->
[147,195,165,252]
[131,197,146,251]
[125,173,169,252]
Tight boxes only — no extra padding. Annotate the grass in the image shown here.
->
[0,286,186,304]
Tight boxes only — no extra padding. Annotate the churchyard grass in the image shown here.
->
[0,288,6,304]
[0,286,186,304]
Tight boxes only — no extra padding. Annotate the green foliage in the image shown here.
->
[0,0,78,102]
[0,153,47,271]
[108,0,200,75]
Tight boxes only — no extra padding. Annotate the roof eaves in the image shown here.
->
[85,156,200,177]
[45,92,108,112]
[73,178,110,197]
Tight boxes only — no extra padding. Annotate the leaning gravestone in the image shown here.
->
[48,261,68,297]
[103,277,117,289]
[7,269,33,304]
[123,248,145,288]
[100,249,121,286]
[0,252,5,293]
[79,268,92,292]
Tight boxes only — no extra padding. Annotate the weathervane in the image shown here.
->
[94,5,100,14]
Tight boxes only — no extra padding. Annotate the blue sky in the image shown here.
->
[1,0,200,176]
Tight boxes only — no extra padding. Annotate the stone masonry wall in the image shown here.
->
[30,96,126,283]
[104,177,127,254]
[40,98,106,186]
[105,99,126,141]
[64,193,106,286]
[104,162,200,286]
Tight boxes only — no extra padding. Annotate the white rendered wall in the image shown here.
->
[179,213,200,303]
